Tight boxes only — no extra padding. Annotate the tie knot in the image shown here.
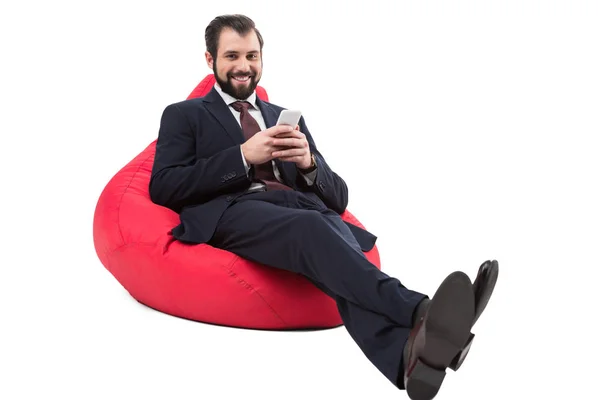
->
[230,101,252,113]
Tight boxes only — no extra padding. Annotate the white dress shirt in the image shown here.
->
[213,83,316,191]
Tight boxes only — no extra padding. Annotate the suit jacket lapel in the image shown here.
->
[256,97,278,128]
[204,88,245,144]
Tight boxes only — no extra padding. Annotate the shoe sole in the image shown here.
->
[405,271,475,400]
[448,259,499,371]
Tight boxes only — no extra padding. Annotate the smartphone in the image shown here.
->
[276,109,302,128]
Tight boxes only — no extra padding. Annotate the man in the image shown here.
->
[149,14,499,400]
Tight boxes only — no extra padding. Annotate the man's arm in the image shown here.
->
[149,103,251,212]
[295,117,349,214]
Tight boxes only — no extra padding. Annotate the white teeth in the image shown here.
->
[234,76,250,81]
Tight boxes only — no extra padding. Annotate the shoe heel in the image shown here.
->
[405,359,446,400]
[448,333,475,371]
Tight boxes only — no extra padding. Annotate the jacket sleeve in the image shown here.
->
[149,103,251,212]
[295,116,349,214]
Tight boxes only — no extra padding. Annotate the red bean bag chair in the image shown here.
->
[92,74,381,330]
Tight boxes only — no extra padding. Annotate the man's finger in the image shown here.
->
[274,130,304,139]
[273,137,302,148]
[277,156,302,163]
[265,125,294,136]
[272,148,306,158]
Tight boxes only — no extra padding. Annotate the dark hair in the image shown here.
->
[205,14,264,58]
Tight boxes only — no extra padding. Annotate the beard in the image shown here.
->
[213,63,260,100]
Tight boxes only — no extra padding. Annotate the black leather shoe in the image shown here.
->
[448,260,499,371]
[472,259,499,325]
[403,271,475,400]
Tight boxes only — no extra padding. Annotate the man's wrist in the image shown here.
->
[298,153,317,173]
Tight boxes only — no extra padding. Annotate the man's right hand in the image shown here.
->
[241,124,294,165]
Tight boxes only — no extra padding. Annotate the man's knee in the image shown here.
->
[294,210,329,234]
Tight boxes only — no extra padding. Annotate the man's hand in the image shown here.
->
[270,126,312,169]
[241,124,295,165]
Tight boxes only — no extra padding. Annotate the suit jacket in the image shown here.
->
[149,87,377,251]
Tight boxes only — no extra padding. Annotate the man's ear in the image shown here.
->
[205,51,214,69]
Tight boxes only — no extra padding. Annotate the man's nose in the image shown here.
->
[235,59,250,72]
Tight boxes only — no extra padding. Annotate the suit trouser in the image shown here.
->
[207,189,427,388]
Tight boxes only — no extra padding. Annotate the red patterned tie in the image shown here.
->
[230,101,292,191]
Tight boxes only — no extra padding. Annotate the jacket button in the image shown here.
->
[226,195,233,202]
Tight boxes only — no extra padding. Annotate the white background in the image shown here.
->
[1,0,599,398]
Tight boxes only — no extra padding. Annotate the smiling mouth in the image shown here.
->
[232,75,251,82]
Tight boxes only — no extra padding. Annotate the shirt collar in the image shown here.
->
[214,82,258,109]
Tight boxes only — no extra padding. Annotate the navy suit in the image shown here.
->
[149,87,426,389]
[149,87,375,249]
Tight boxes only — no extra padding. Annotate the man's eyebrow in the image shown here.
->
[223,50,260,55]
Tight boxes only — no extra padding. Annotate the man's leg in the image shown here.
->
[209,191,498,399]
[336,296,413,388]
[209,190,427,328]
[209,190,416,387]
[210,192,414,389]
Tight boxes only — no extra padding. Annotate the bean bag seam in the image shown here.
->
[225,256,289,328]
[116,152,155,246]
[111,240,160,253]
[108,241,290,328]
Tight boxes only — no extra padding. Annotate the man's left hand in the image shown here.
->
[271,126,312,169]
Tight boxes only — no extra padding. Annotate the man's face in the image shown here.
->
[206,28,262,100]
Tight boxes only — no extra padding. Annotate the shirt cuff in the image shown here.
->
[240,146,250,175]
[300,168,317,186]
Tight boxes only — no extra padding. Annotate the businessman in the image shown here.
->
[149,14,499,400]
